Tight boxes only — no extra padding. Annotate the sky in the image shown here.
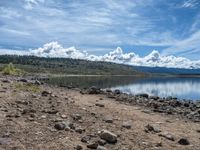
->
[0,0,200,65]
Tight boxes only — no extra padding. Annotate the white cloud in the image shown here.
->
[181,0,199,8]
[24,0,44,10]
[0,7,21,19]
[163,30,200,57]
[2,41,199,69]
[30,41,87,59]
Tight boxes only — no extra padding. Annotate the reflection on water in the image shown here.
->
[46,76,200,100]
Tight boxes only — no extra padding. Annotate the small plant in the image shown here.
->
[15,83,41,93]
[2,63,23,75]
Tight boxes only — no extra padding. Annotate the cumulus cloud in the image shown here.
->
[30,42,87,59]
[27,41,200,69]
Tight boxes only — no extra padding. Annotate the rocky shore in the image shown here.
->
[0,75,200,150]
[81,86,200,123]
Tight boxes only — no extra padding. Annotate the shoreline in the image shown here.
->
[0,75,200,149]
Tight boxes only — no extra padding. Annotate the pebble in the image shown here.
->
[87,142,98,149]
[144,124,161,133]
[158,132,175,141]
[97,146,107,150]
[178,138,190,145]
[100,130,117,144]
[75,145,83,150]
[95,103,105,107]
[104,116,113,123]
[54,122,66,130]
[122,121,132,129]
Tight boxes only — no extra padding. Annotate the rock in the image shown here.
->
[19,78,28,82]
[158,132,175,141]
[15,100,28,105]
[97,146,107,150]
[0,137,12,145]
[87,142,98,149]
[42,109,58,114]
[196,129,200,133]
[122,121,132,129]
[81,135,91,143]
[106,89,112,93]
[98,139,107,146]
[72,113,82,121]
[41,90,51,96]
[104,116,113,123]
[2,79,11,83]
[100,130,117,144]
[75,128,85,134]
[34,80,41,85]
[60,114,67,119]
[75,144,83,150]
[136,93,149,98]
[88,86,101,94]
[54,122,66,130]
[95,103,105,107]
[178,138,190,145]
[149,96,159,100]
[144,124,161,133]
[114,89,121,95]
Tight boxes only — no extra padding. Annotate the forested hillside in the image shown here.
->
[0,55,141,75]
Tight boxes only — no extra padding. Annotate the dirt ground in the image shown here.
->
[0,76,200,150]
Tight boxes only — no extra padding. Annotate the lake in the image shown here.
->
[45,76,200,101]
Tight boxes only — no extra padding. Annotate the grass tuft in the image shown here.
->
[2,63,24,75]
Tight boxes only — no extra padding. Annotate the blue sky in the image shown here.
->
[0,0,200,59]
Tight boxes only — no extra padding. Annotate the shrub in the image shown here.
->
[2,63,23,75]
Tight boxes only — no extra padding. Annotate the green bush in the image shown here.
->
[2,63,23,75]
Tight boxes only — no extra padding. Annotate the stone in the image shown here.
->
[41,90,51,96]
[75,144,83,150]
[136,93,149,98]
[60,114,67,119]
[98,139,107,146]
[72,113,82,121]
[87,142,98,149]
[122,121,132,129]
[54,122,66,130]
[88,86,101,94]
[34,80,41,85]
[97,146,107,150]
[100,130,117,144]
[81,135,91,143]
[75,128,85,134]
[19,78,28,82]
[114,89,121,94]
[0,137,12,145]
[178,138,190,145]
[104,116,113,123]
[2,79,11,83]
[144,124,161,133]
[95,103,105,107]
[149,96,159,100]
[158,132,175,141]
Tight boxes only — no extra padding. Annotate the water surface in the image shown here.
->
[45,76,200,101]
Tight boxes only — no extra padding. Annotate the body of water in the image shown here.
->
[45,76,200,101]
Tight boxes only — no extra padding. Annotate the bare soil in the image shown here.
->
[0,76,199,150]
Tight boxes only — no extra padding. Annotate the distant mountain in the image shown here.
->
[134,66,200,75]
[0,55,142,75]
